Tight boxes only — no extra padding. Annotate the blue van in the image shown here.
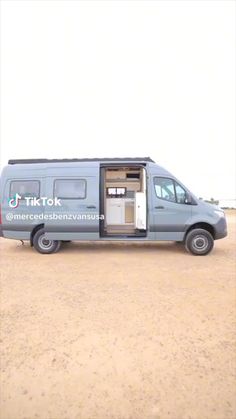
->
[0,158,227,255]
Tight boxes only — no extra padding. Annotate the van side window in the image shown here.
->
[154,177,189,204]
[10,180,40,199]
[154,177,176,202]
[54,179,86,199]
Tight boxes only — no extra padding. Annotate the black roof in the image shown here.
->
[8,157,155,165]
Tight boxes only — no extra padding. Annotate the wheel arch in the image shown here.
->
[185,222,215,240]
[30,224,44,246]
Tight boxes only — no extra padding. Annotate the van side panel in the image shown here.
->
[0,162,100,241]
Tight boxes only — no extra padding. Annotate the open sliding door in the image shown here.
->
[135,167,147,230]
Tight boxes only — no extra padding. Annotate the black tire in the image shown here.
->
[185,228,214,256]
[33,228,61,254]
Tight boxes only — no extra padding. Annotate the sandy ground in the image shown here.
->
[0,211,236,419]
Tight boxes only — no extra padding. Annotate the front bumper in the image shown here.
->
[214,216,228,240]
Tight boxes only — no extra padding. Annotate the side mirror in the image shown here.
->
[184,194,192,205]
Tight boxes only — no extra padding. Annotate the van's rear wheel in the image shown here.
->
[33,229,61,254]
[185,228,214,256]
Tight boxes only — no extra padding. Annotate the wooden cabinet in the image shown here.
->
[106,198,134,225]
[106,199,124,225]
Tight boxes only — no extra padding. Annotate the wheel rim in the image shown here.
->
[38,234,54,250]
[192,235,208,252]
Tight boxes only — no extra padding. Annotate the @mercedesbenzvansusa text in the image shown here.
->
[5,213,104,222]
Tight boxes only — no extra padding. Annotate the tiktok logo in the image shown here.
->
[9,193,21,209]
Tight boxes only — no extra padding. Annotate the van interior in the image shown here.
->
[100,166,147,237]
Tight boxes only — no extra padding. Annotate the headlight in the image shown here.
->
[214,210,225,218]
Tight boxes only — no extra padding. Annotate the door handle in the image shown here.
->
[86,205,96,209]
[155,205,164,209]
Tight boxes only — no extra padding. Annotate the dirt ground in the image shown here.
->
[0,211,236,419]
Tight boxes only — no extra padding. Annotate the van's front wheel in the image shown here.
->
[33,229,61,254]
[185,228,214,256]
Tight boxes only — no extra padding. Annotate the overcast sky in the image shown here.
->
[0,0,235,203]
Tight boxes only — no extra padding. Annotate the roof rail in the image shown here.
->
[8,157,155,165]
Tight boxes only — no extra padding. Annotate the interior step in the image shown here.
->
[105,224,135,234]
[102,232,147,238]
[103,224,146,237]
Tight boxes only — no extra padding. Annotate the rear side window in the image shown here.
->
[54,179,86,199]
[10,180,40,199]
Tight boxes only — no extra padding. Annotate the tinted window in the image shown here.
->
[54,179,86,199]
[154,177,190,204]
[10,180,40,199]
[154,177,176,202]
